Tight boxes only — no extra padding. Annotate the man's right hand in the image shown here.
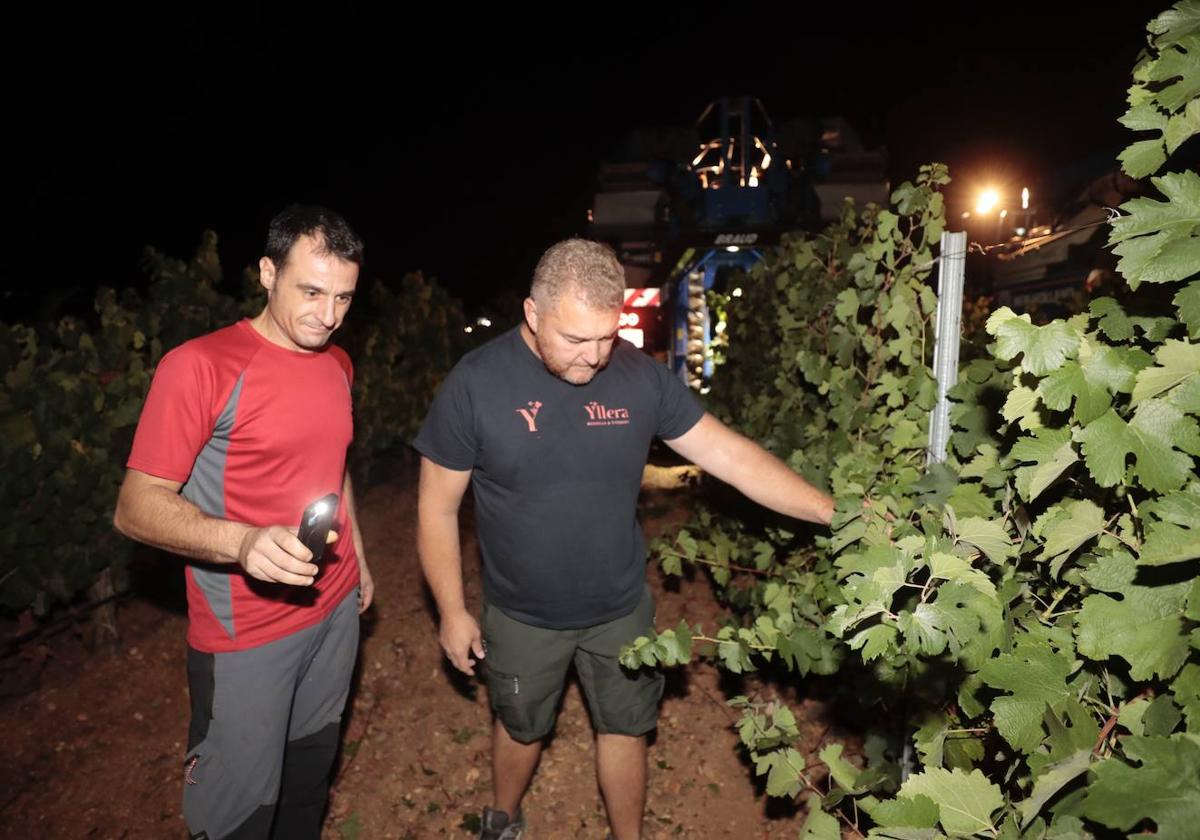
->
[440,609,484,675]
[237,526,323,585]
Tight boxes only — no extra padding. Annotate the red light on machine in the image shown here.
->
[622,288,662,308]
[620,288,660,352]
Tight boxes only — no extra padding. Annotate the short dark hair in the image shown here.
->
[264,204,364,270]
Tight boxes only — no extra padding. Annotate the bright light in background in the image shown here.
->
[748,175,759,187]
[1021,187,1030,210]
[732,287,743,297]
[975,189,1000,214]
[726,246,740,253]
[962,211,971,220]
[476,317,492,327]
[999,209,1008,220]
[464,326,473,334]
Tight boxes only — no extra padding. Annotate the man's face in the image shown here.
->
[525,292,621,385]
[258,234,359,351]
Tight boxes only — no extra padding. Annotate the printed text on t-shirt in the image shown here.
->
[584,401,631,427]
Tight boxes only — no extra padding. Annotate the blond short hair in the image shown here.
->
[531,238,625,310]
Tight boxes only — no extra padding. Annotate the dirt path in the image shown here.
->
[1,465,832,838]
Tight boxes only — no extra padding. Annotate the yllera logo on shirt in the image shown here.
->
[584,401,631,427]
[516,400,543,432]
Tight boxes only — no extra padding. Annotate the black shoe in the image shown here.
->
[480,806,526,840]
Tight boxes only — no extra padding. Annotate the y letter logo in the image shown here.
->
[516,400,543,432]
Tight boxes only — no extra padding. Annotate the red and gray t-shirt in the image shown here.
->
[414,327,704,629]
[127,319,359,653]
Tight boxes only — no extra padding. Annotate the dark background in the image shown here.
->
[9,3,1169,316]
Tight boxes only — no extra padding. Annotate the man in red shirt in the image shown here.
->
[114,205,372,839]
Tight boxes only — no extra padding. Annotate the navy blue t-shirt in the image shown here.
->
[414,326,704,629]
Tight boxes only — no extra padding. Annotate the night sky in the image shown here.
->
[11,3,1168,317]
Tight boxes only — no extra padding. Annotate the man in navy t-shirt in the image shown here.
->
[415,238,834,840]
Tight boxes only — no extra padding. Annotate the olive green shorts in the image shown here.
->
[481,585,665,743]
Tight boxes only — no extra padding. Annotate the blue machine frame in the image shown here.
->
[669,246,764,382]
